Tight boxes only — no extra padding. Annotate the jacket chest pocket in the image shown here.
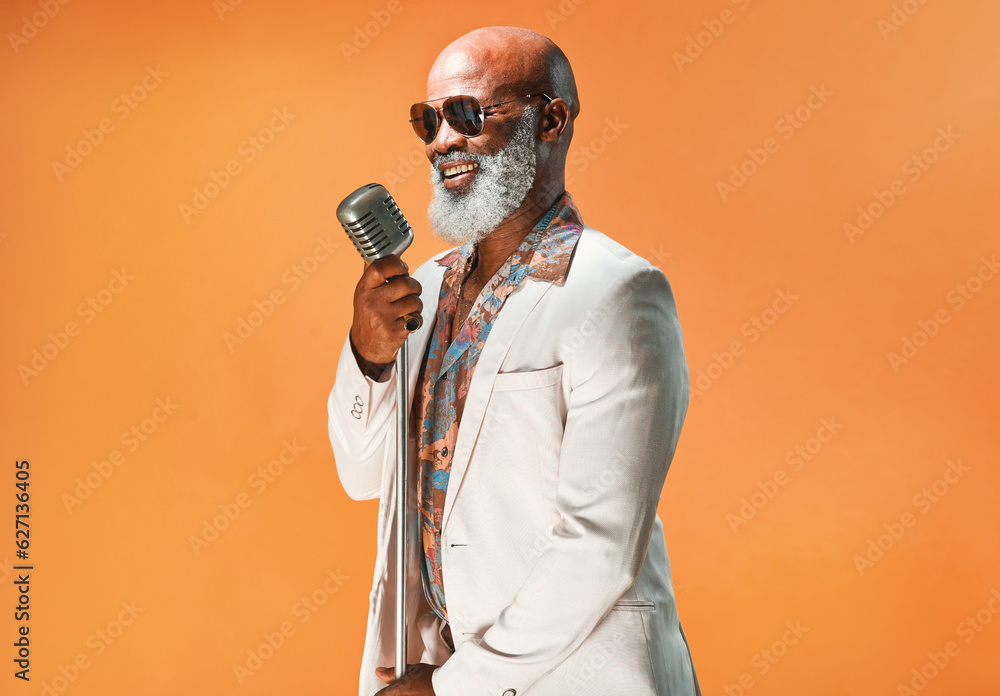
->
[492,362,564,392]
[480,363,566,507]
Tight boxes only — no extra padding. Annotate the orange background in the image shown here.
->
[2,0,999,694]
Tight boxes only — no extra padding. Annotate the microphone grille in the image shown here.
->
[336,183,413,263]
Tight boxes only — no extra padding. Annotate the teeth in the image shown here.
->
[443,162,479,177]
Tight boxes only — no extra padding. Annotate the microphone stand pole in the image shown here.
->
[394,338,409,680]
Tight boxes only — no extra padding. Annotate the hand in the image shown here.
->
[374,663,438,695]
[351,254,423,366]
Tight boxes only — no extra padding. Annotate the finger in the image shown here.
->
[387,293,423,323]
[375,666,394,684]
[385,314,423,339]
[375,275,422,304]
[362,255,408,289]
[404,313,423,332]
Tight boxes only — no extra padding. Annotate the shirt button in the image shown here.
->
[502,690,516,696]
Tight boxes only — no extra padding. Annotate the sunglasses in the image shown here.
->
[409,92,553,144]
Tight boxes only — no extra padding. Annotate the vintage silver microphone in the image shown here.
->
[336,183,421,680]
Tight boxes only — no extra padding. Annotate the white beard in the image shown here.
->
[426,106,538,247]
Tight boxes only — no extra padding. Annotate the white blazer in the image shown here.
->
[328,224,700,696]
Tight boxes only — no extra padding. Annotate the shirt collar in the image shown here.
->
[434,191,584,286]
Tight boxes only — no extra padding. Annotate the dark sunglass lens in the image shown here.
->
[410,103,437,143]
[444,96,484,136]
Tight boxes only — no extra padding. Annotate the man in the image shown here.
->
[328,26,700,696]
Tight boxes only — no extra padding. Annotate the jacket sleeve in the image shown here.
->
[431,266,690,696]
[327,331,399,501]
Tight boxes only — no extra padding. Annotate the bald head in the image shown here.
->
[421,27,579,248]
[428,26,580,120]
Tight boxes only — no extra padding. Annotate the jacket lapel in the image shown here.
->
[440,277,555,535]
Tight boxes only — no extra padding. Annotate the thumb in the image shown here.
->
[375,666,394,684]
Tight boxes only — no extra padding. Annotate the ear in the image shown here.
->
[539,97,572,142]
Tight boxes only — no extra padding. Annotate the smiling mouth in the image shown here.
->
[439,160,481,190]
[442,162,480,179]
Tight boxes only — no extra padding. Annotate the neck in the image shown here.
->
[471,180,564,283]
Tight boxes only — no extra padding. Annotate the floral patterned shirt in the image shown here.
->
[412,191,585,625]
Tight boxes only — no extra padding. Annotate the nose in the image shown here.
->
[428,111,469,158]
